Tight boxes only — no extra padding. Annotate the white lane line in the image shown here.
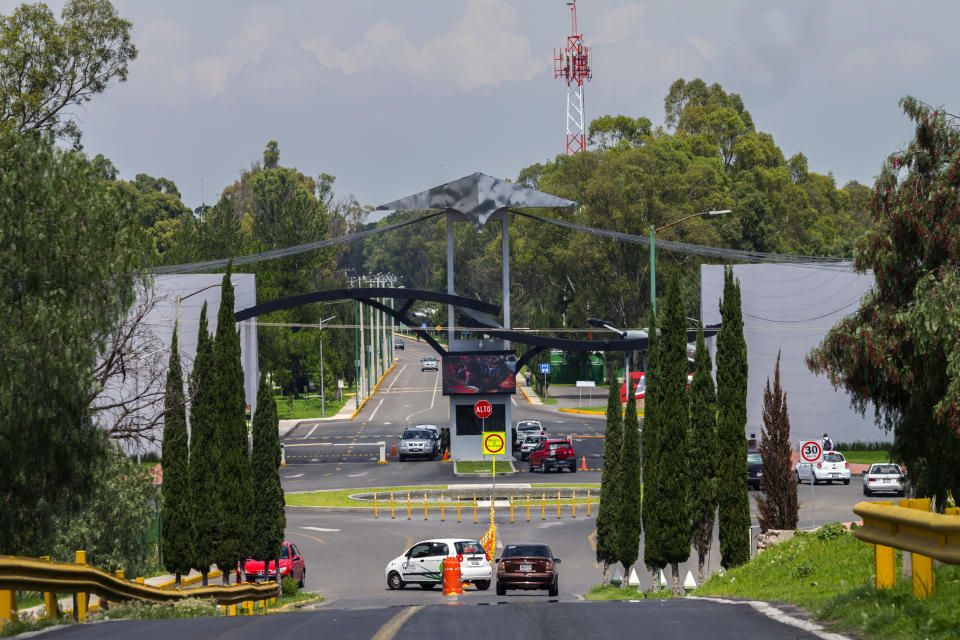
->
[302,526,341,533]
[302,424,319,439]
[369,397,386,421]
[697,598,851,640]
[386,364,407,391]
[405,371,440,422]
[283,473,305,478]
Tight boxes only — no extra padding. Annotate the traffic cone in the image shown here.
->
[391,442,397,456]
[580,456,587,471]
[442,448,450,462]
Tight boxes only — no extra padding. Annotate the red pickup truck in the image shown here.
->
[528,439,577,473]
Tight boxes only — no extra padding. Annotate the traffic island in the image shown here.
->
[453,460,516,477]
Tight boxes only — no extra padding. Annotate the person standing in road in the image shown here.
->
[822,433,834,451]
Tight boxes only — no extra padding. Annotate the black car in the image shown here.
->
[747,451,763,489]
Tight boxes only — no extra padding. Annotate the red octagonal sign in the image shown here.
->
[474,400,493,420]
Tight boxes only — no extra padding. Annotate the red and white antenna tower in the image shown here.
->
[554,0,592,155]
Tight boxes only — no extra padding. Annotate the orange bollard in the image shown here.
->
[587,489,591,516]
[391,442,397,456]
[442,556,463,595]
[441,494,445,521]
[424,492,428,520]
[374,492,378,519]
[390,492,395,519]
[473,497,478,524]
[557,492,561,519]
[526,494,530,522]
[541,493,546,520]
[572,490,576,518]
[457,495,461,522]
[510,496,514,523]
[580,456,587,471]
[407,492,411,520]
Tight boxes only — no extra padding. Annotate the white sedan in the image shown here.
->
[385,538,492,590]
[863,463,905,497]
[796,451,851,485]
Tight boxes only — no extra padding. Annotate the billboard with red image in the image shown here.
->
[442,351,517,395]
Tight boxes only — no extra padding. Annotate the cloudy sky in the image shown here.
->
[12,0,960,213]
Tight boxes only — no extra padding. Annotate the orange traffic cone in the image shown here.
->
[442,448,450,462]
[391,442,397,456]
[580,456,587,471]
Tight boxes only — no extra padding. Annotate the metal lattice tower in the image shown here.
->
[554,0,592,155]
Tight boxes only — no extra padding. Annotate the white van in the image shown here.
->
[796,445,850,485]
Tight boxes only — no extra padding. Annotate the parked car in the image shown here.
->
[863,463,905,497]
[416,424,442,452]
[528,439,576,473]
[747,451,763,489]
[421,355,438,372]
[237,541,306,587]
[385,538,491,590]
[399,427,438,461]
[519,434,547,461]
[394,338,404,350]
[796,450,851,485]
[495,543,559,596]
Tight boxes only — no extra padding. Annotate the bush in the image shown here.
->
[97,597,221,620]
[814,523,848,541]
[282,575,299,597]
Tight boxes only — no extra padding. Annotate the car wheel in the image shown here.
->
[496,582,506,596]
[570,463,577,473]
[474,580,490,591]
[399,454,406,462]
[548,578,559,597]
[843,479,850,485]
[541,461,548,474]
[529,460,536,472]
[796,471,802,485]
[387,571,405,590]
[420,583,436,590]
[863,486,871,497]
[298,569,305,589]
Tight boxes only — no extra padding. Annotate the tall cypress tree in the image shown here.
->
[716,266,751,568]
[757,351,799,532]
[161,323,193,585]
[641,307,666,590]
[189,303,221,585]
[659,275,692,594]
[213,265,254,585]
[688,325,717,585]
[251,373,286,584]
[618,372,643,585]
[595,369,624,583]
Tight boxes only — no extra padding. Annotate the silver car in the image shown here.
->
[421,356,438,372]
[863,463,905,497]
[399,428,438,462]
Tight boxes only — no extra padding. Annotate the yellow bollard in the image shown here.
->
[0,590,17,626]
[526,494,530,522]
[374,492,378,518]
[407,492,411,520]
[457,495,461,523]
[510,496,514,523]
[40,556,56,619]
[229,604,237,616]
[587,489,591,516]
[390,492,395,519]
[136,577,144,584]
[441,494,445,522]
[75,550,88,622]
[875,543,895,590]
[900,498,935,597]
[557,492,561,519]
[424,492,429,520]
[572,490,576,518]
[473,497,478,524]
[222,605,228,615]
[541,492,546,520]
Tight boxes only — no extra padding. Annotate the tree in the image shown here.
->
[641,307,667,590]
[188,302,220,585]
[756,351,798,532]
[0,0,137,148]
[716,266,751,568]
[250,373,286,584]
[809,97,960,511]
[161,323,193,584]
[618,369,643,585]
[659,275,692,594]
[595,375,624,583]
[0,128,143,556]
[688,325,717,585]
[213,265,254,585]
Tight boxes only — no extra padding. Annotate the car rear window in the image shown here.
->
[872,464,900,474]
[547,442,568,451]
[455,541,485,555]
[747,453,762,464]
[503,545,550,558]
[823,453,845,462]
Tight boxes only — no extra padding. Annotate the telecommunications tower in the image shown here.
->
[554,0,592,155]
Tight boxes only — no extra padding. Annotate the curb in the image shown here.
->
[559,408,605,415]
[350,360,398,420]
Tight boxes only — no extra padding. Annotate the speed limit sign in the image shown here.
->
[800,441,822,463]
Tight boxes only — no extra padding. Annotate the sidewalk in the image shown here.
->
[278,398,358,438]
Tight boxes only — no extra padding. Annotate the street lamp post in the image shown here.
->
[649,210,730,315]
[587,317,630,393]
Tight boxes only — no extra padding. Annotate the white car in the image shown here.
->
[796,451,851,485]
[421,356,439,372]
[514,420,545,450]
[385,538,492,590]
[519,434,547,461]
[863,463,905,497]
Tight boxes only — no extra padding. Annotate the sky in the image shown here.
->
[12,0,960,215]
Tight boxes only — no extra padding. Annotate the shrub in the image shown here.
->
[282,575,299,597]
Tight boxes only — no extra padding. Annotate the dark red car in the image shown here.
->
[237,541,306,586]
[496,543,560,596]
[527,439,577,473]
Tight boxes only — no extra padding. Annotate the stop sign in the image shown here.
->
[474,400,493,419]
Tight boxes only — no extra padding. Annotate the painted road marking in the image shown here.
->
[283,473,305,478]
[302,526,341,533]
[301,423,319,439]
[369,397,386,421]
[405,370,440,421]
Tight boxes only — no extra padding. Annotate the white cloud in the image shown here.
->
[300,0,545,90]
[593,3,645,46]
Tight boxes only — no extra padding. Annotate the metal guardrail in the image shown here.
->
[852,499,960,597]
[0,555,279,624]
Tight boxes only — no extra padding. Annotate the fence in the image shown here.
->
[0,552,279,626]
[370,489,594,522]
[852,498,960,598]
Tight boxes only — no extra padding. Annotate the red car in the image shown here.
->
[496,543,560,596]
[237,541,306,586]
[527,439,577,473]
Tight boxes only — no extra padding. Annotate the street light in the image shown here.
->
[588,317,632,395]
[650,209,731,315]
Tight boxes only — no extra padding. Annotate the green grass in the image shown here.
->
[275,392,352,420]
[586,584,673,600]
[454,461,515,474]
[285,486,446,507]
[0,615,73,637]
[694,526,960,639]
[841,450,891,465]
[91,597,223,620]
[530,483,599,488]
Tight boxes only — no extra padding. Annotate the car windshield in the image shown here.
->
[747,453,762,464]
[403,430,430,440]
[503,544,551,558]
[823,453,845,462]
[871,464,900,474]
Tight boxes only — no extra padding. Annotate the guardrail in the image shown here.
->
[0,553,280,625]
[852,498,960,598]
